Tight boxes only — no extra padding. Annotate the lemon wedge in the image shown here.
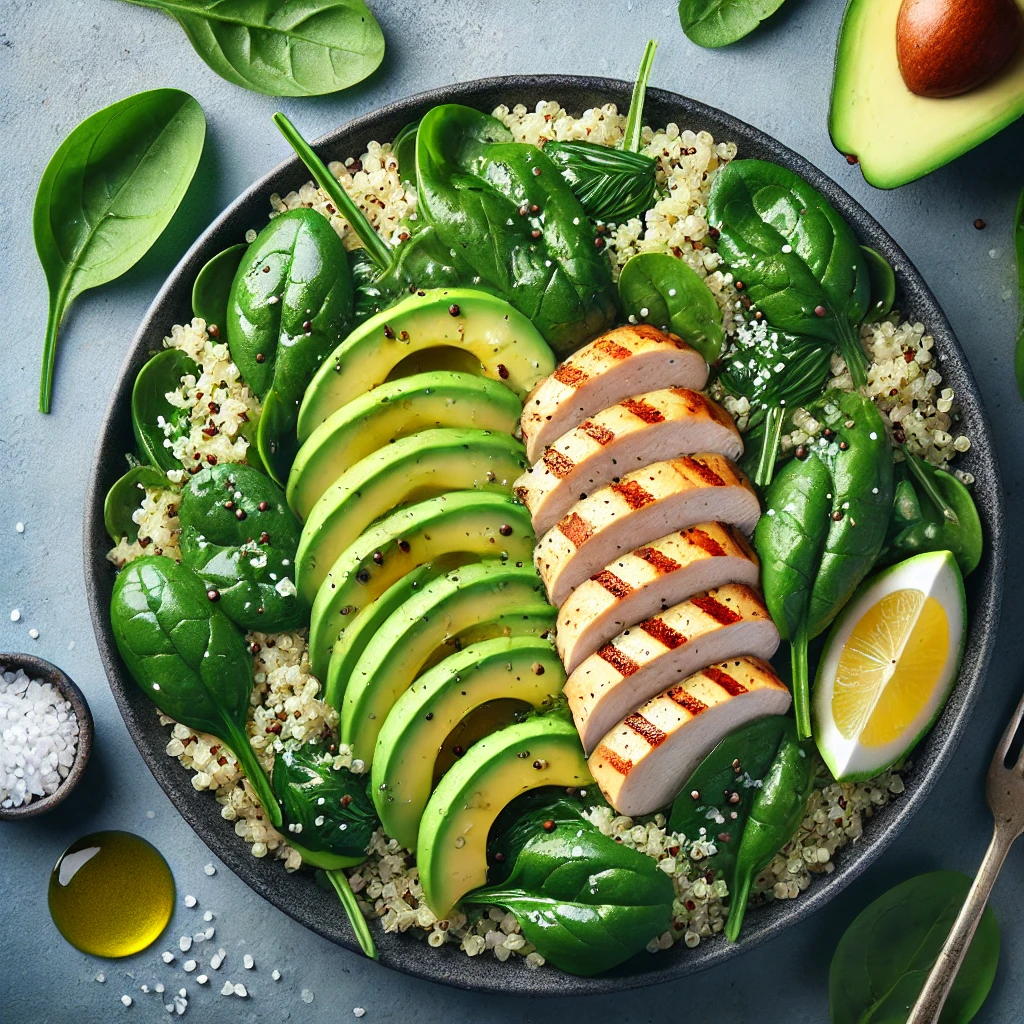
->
[814,550,966,781]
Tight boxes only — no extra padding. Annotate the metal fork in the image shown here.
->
[907,688,1024,1023]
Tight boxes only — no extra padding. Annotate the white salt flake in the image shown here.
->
[197,975,208,985]
[354,1009,366,1018]
[271,969,281,981]
[154,983,165,994]
[243,954,254,969]
[183,960,196,973]
[204,864,216,876]
[202,911,213,922]
[220,981,234,996]
[233,983,248,998]
[121,996,133,1007]
[184,895,197,908]
[9,609,20,622]
[28,628,39,640]
[15,522,24,533]
[179,936,192,952]
[161,952,175,964]
[301,989,315,1004]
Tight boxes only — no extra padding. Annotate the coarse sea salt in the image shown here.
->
[0,666,79,809]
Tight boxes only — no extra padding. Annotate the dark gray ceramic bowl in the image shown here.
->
[84,77,1005,995]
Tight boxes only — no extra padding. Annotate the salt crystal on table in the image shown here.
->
[28,629,39,640]
[271,970,281,981]
[233,984,247,998]
[95,974,105,984]
[179,936,192,952]
[354,1009,366,1018]
[301,989,314,1004]
[183,960,196,973]
[10,610,20,622]
[154,984,165,994]
[197,976,208,986]
[15,523,24,533]
[243,954,254,969]
[204,864,216,876]
[120,996,132,1007]
[184,895,196,908]
[220,981,234,996]
[202,912,213,922]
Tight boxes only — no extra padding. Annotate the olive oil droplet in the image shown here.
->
[48,831,175,957]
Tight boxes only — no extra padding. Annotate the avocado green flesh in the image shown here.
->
[831,0,1024,188]
[322,558,466,710]
[339,562,552,762]
[371,636,566,850]
[287,371,522,521]
[418,606,557,674]
[295,428,528,606]
[307,492,535,679]
[432,699,529,784]
[416,715,591,919]
[296,288,554,442]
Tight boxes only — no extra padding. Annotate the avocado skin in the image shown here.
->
[831,0,1024,188]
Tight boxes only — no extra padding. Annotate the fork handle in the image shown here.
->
[907,825,1015,1024]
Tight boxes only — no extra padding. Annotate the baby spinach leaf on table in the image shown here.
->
[618,251,725,362]
[465,818,674,976]
[35,89,205,413]
[1015,189,1024,399]
[829,871,999,1024]
[755,391,894,738]
[861,246,896,323]
[132,348,200,473]
[120,0,385,97]
[415,103,616,358]
[110,555,281,827]
[678,0,787,48]
[708,159,872,386]
[192,243,246,330]
[178,462,306,632]
[104,464,173,544]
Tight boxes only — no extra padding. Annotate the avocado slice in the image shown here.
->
[307,492,534,679]
[287,371,522,521]
[339,561,553,761]
[831,0,1024,188]
[418,605,557,674]
[417,714,592,919]
[371,635,565,850]
[296,288,554,442]
[295,428,528,606]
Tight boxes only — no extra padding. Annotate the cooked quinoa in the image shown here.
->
[109,98,972,968]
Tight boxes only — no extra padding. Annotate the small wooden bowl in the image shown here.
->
[0,654,94,820]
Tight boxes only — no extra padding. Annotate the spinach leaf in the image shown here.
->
[227,207,354,485]
[544,40,658,223]
[415,103,616,357]
[132,348,199,472]
[392,120,420,186]
[861,246,896,323]
[104,463,172,544]
[708,159,871,386]
[1015,189,1024,399]
[487,792,590,884]
[121,0,384,97]
[829,872,999,1024]
[178,462,306,632]
[192,242,246,330]
[678,0,787,48]
[618,251,725,362]
[110,555,281,827]
[465,818,674,976]
[756,391,894,737]
[35,89,205,413]
[669,717,811,941]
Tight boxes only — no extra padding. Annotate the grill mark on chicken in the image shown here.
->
[591,569,634,598]
[666,687,709,716]
[579,419,615,445]
[593,337,632,360]
[611,479,655,510]
[553,364,589,388]
[631,323,681,347]
[679,455,727,487]
[635,546,682,574]
[597,644,639,677]
[639,617,687,650]
[595,744,633,775]
[691,593,743,625]
[556,512,593,547]
[683,526,727,558]
[513,485,529,503]
[623,713,667,748]
[703,666,748,696]
[619,396,665,424]
[542,448,575,479]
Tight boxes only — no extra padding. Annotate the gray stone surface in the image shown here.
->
[0,0,1021,1020]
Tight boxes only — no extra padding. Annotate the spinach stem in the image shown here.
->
[754,405,786,489]
[621,40,657,154]
[903,446,959,525]
[227,722,283,828]
[327,868,378,960]
[39,287,66,414]
[838,318,868,389]
[791,635,812,741]
[724,872,752,942]
[273,113,392,272]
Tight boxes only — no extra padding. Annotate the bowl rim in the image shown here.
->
[0,652,94,820]
[83,73,1006,995]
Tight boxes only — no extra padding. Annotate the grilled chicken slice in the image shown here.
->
[521,325,708,462]
[556,523,761,674]
[534,454,760,607]
[564,584,780,754]
[588,657,791,816]
[515,389,743,536]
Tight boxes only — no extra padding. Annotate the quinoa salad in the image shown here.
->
[104,58,979,977]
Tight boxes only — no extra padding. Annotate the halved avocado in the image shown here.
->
[371,636,565,850]
[339,561,552,761]
[322,558,464,710]
[417,715,592,919]
[307,492,534,678]
[287,371,522,520]
[296,288,554,442]
[831,0,1024,188]
[295,428,528,605]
